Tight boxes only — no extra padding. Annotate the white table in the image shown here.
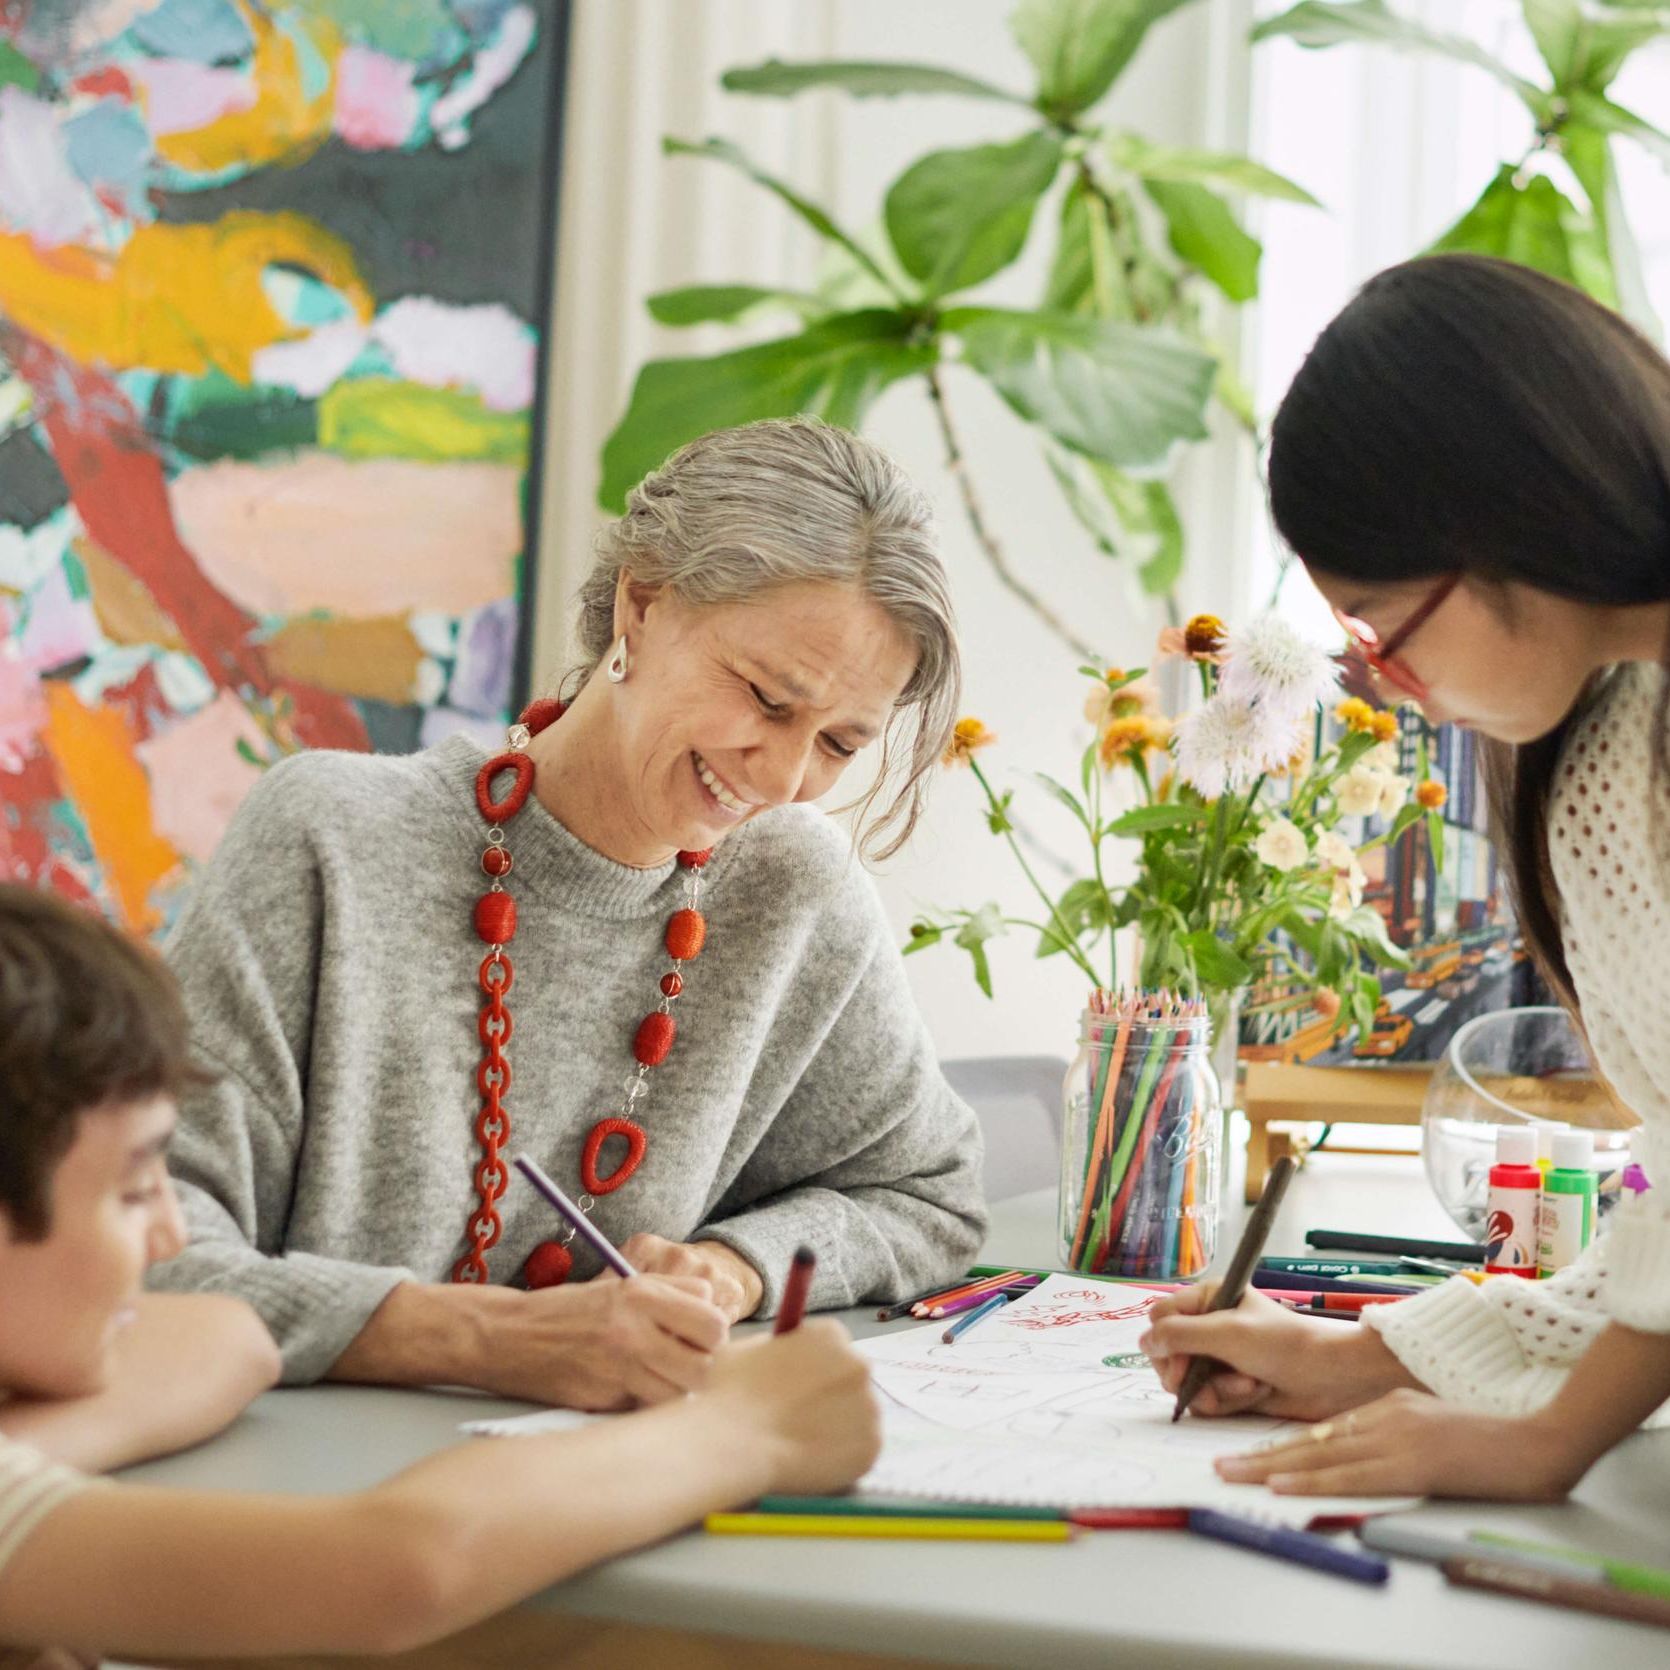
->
[124,1158,1670,1668]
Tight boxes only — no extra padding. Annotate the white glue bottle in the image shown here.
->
[1485,1125,1541,1278]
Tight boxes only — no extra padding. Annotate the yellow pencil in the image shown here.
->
[703,1513,1074,1542]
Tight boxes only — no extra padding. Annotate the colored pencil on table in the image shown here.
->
[927,1277,1040,1319]
[915,1268,1027,1316]
[756,1496,1063,1523]
[705,1514,1074,1543]
[1069,1001,1132,1268]
[942,1291,1009,1343]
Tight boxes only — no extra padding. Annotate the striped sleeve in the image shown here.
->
[0,1435,91,1575]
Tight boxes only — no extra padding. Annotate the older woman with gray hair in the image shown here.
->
[150,419,987,1411]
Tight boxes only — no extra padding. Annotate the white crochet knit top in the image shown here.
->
[1369,662,1670,1415]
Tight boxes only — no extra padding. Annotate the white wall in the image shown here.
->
[534,0,1258,1065]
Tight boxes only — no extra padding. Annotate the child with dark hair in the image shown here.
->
[1143,254,1670,1502]
[0,885,880,1663]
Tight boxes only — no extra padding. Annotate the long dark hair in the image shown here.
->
[1267,253,1670,1001]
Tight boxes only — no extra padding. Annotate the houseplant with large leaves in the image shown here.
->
[1256,0,1670,334]
[600,0,1321,657]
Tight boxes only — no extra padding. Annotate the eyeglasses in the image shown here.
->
[1331,574,1459,703]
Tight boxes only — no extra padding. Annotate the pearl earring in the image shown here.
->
[606,635,629,684]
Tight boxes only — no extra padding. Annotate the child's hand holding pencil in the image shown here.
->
[1139,1281,1422,1421]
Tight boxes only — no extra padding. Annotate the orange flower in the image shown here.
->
[1312,987,1342,1021]
[1415,779,1447,810]
[1334,696,1375,733]
[943,716,996,767]
[1369,710,1399,743]
[1184,613,1227,657]
[1156,616,1228,664]
[1098,715,1171,769]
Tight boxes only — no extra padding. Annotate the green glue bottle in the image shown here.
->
[1537,1129,1597,1278]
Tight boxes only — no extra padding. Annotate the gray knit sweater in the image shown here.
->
[148,737,987,1382]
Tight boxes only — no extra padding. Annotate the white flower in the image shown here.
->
[1377,773,1411,818]
[1328,865,1366,920]
[1219,614,1341,722]
[1314,829,1356,873]
[1336,765,1386,818]
[1254,817,1308,871]
[1174,695,1294,800]
[1363,742,1400,774]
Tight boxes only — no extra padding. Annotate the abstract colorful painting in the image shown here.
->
[0,0,564,935]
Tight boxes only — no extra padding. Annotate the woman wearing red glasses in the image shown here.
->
[1143,252,1670,1500]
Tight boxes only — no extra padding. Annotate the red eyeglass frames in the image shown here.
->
[1330,574,1459,703]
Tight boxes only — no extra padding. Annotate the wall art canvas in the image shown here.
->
[1241,692,1534,1069]
[0,0,565,936]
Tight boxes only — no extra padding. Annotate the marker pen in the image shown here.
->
[1538,1130,1596,1278]
[1485,1125,1540,1279]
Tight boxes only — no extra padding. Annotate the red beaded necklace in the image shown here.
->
[452,697,711,1287]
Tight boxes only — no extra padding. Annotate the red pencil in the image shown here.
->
[1069,1508,1189,1530]
[774,1245,817,1335]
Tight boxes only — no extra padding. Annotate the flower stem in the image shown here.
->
[971,758,1102,986]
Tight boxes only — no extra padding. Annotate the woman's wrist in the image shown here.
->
[329,1280,511,1388]
[1317,1319,1426,1413]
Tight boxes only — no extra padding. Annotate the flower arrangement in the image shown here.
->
[912,614,1450,1045]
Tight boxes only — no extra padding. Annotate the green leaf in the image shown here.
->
[721,58,1033,104]
[903,920,945,954]
[1043,174,1100,314]
[950,306,1214,470]
[1081,738,1100,798]
[664,137,898,296]
[1333,730,1378,772]
[1566,87,1670,169]
[1522,0,1585,86]
[1181,929,1253,989]
[1337,907,1411,969]
[1564,123,1660,336]
[1429,166,1605,297]
[1519,3,1665,91]
[1045,446,1185,595]
[987,788,1016,835]
[1105,132,1322,204]
[1034,771,1093,832]
[598,311,935,511]
[955,901,1006,998]
[1426,810,1446,872]
[234,737,266,769]
[1105,803,1210,835]
[884,132,1064,299]
[1351,974,1381,1042]
[1141,178,1262,302]
[1011,0,1198,116]
[645,285,822,327]
[1253,1,1547,112]
[1037,878,1112,958]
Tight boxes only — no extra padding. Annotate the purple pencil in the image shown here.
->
[513,1154,637,1278]
[927,1275,1042,1318]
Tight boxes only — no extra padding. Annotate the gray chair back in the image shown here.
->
[942,1055,1068,1202]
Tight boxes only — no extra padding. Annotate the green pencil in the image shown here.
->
[755,1495,1061,1523]
[1471,1532,1670,1600]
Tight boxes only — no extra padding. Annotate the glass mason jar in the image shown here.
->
[1059,1006,1223,1281]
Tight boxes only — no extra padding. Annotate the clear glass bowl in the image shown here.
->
[1421,1006,1639,1240]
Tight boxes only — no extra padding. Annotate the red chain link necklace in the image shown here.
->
[451,697,711,1287]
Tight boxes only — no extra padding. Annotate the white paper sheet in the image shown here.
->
[855,1275,1415,1523]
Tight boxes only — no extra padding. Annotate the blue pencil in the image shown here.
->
[941,1291,1009,1344]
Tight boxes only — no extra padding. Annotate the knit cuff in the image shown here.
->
[1603,1195,1670,1333]
[1364,1276,1568,1416]
[149,1244,413,1384]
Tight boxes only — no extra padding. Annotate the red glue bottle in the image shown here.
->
[1485,1125,1541,1278]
